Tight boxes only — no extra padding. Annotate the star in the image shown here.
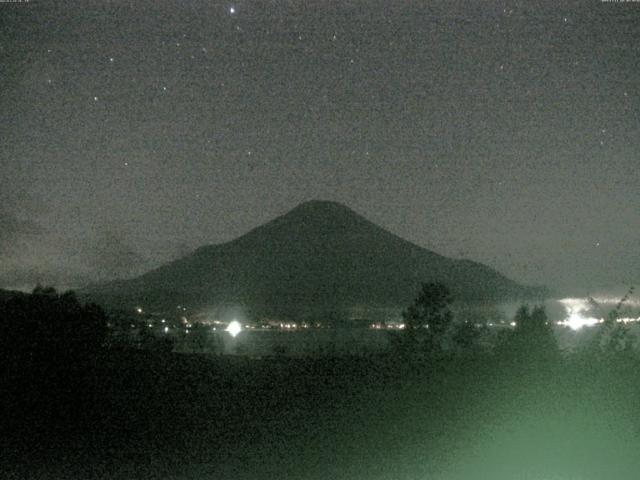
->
[229,6,236,15]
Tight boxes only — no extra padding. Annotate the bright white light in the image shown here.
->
[229,6,236,14]
[226,320,242,337]
[559,298,601,330]
[164,326,169,333]
[136,307,143,314]
[617,317,640,324]
[563,312,600,331]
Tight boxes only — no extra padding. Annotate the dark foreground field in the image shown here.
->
[2,351,640,480]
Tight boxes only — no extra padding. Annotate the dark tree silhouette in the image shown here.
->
[590,286,636,356]
[401,282,453,353]
[501,304,558,361]
[403,282,453,332]
[0,286,109,434]
[452,321,483,354]
[0,286,107,365]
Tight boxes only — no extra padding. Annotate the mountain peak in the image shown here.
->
[84,201,544,312]
[253,200,370,237]
[288,200,357,217]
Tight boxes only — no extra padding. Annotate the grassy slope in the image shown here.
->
[3,352,640,480]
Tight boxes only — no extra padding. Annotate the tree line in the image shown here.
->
[0,283,636,364]
[396,282,636,361]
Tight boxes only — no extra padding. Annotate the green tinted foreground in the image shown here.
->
[3,354,640,480]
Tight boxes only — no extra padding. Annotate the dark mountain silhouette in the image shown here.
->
[83,201,546,316]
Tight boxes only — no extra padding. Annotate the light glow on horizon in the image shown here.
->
[559,298,601,330]
[563,312,601,331]
[555,297,640,330]
[226,319,242,337]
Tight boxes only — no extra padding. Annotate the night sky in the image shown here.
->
[1,0,639,294]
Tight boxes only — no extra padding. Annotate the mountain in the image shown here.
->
[83,201,546,317]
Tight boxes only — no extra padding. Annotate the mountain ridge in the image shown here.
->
[83,200,547,316]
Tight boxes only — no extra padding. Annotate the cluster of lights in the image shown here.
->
[558,298,640,331]
[486,322,509,327]
[131,298,639,339]
[557,298,602,331]
[369,323,405,330]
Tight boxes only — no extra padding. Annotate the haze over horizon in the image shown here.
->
[2,1,639,294]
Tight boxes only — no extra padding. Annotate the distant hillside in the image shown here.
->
[83,201,547,317]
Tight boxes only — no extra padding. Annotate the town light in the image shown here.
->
[226,319,242,338]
